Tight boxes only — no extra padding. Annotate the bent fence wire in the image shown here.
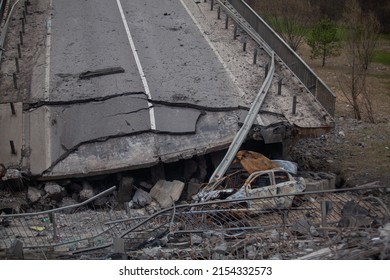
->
[119,186,390,259]
[0,186,143,250]
[1,186,389,259]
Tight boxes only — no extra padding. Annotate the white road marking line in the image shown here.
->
[116,0,156,130]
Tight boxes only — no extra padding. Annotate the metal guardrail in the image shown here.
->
[206,1,276,184]
[209,52,275,183]
[224,0,336,117]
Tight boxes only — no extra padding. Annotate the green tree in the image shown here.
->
[307,19,341,67]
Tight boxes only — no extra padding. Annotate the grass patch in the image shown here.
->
[372,51,390,65]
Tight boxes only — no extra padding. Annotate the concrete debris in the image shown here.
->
[79,181,95,201]
[303,172,336,191]
[380,223,390,239]
[145,200,161,215]
[149,180,185,208]
[132,188,152,207]
[44,182,65,201]
[338,201,373,228]
[0,168,23,181]
[27,187,43,204]
[190,234,203,245]
[291,219,312,236]
[213,242,228,254]
[142,246,162,259]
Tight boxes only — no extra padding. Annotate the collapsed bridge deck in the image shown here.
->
[0,0,334,179]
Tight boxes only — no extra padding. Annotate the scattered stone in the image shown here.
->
[27,186,43,204]
[127,207,148,218]
[145,200,161,215]
[79,181,95,201]
[118,177,134,203]
[246,245,258,259]
[1,168,23,181]
[310,225,320,237]
[132,188,152,207]
[291,219,311,235]
[269,253,282,260]
[270,229,279,241]
[190,234,203,245]
[142,246,162,259]
[213,242,228,254]
[149,180,185,208]
[44,182,65,201]
[58,197,78,211]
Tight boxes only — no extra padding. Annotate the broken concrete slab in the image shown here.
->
[149,180,185,208]
[27,187,43,204]
[43,133,159,178]
[44,182,65,201]
[153,105,201,133]
[57,95,151,150]
[304,176,336,192]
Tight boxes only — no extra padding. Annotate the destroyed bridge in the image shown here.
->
[2,1,390,261]
[0,0,335,180]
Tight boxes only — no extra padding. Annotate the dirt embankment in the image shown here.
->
[291,39,390,190]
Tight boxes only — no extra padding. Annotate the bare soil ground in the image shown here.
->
[291,39,390,188]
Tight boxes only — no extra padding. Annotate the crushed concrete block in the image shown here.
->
[27,187,43,203]
[213,242,228,254]
[149,180,185,208]
[191,234,203,245]
[44,182,65,201]
[133,188,152,207]
[304,172,336,192]
[79,181,95,201]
